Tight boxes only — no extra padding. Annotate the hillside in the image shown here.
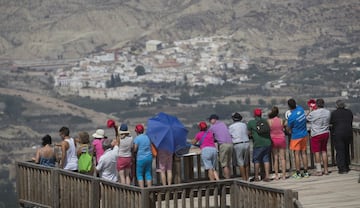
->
[0,0,359,63]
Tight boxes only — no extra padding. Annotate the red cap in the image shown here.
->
[107,119,115,128]
[254,108,262,117]
[135,124,144,134]
[307,99,317,110]
[198,121,208,131]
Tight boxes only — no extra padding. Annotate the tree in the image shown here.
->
[115,74,121,86]
[110,74,115,87]
[245,98,251,105]
[180,91,193,104]
[258,99,266,106]
[270,98,277,106]
[135,65,146,76]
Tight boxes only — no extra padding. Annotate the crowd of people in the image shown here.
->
[32,98,354,185]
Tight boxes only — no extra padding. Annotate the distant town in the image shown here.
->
[53,36,253,103]
[45,35,359,108]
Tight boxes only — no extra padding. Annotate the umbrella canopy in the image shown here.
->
[146,112,188,153]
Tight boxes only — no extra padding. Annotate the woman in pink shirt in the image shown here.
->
[268,106,287,180]
[92,129,107,165]
[191,121,219,181]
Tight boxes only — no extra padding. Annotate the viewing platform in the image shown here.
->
[16,129,360,208]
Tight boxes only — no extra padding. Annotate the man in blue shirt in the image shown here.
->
[287,98,309,179]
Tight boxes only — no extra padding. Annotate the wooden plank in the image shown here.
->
[181,190,186,208]
[51,169,59,208]
[173,156,181,184]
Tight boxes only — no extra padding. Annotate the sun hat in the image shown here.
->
[232,112,243,121]
[118,124,130,134]
[92,129,106,138]
[253,108,262,117]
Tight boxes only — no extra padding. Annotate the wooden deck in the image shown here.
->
[254,166,360,208]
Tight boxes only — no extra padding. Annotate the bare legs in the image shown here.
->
[301,150,308,172]
[208,169,220,181]
[314,151,329,175]
[223,166,231,179]
[294,150,308,173]
[160,170,173,185]
[138,180,152,188]
[254,162,270,181]
[119,169,131,185]
[239,165,249,181]
[273,148,286,180]
[322,151,328,174]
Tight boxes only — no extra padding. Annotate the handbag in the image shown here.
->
[151,143,158,157]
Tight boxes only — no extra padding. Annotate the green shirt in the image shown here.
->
[247,117,272,148]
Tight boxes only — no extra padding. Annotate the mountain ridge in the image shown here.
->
[0,0,359,63]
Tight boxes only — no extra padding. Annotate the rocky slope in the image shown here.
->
[0,0,359,62]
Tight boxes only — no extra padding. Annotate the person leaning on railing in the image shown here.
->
[95,138,119,182]
[191,121,220,181]
[32,134,56,167]
[59,126,78,171]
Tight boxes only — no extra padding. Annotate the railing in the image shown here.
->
[178,128,360,180]
[16,161,300,208]
[16,128,360,207]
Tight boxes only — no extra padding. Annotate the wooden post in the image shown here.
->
[352,129,360,165]
[173,156,181,184]
[284,189,295,208]
[15,162,21,207]
[92,179,100,208]
[330,134,336,166]
[51,168,60,208]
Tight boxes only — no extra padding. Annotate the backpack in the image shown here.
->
[78,148,92,173]
[255,119,270,136]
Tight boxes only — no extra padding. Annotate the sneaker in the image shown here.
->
[291,172,302,179]
[303,172,310,178]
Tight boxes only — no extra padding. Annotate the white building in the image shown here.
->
[146,40,162,52]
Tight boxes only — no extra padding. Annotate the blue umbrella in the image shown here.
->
[146,112,188,153]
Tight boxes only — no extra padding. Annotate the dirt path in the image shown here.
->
[0,87,119,126]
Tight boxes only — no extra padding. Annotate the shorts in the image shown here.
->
[218,143,233,168]
[252,146,271,163]
[136,157,153,181]
[290,136,308,151]
[233,142,250,166]
[157,150,173,171]
[271,137,286,149]
[310,132,329,153]
[201,147,218,170]
[117,157,132,171]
